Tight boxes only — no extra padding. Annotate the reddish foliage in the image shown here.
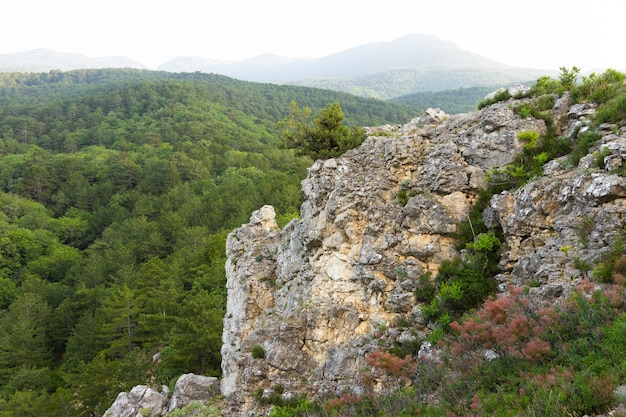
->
[365,349,415,380]
[324,392,363,411]
[360,349,417,394]
[449,286,553,363]
[521,337,552,362]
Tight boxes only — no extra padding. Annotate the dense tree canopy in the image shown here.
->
[0,68,416,416]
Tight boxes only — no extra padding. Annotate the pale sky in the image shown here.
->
[2,0,625,72]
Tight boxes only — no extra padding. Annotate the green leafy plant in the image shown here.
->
[570,69,626,125]
[570,130,602,166]
[414,271,435,302]
[396,189,409,206]
[477,88,512,109]
[558,65,581,91]
[591,146,611,169]
[530,75,559,96]
[251,344,266,359]
[518,130,540,149]
[166,400,220,417]
[592,235,626,284]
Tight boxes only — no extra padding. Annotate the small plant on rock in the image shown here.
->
[251,344,265,359]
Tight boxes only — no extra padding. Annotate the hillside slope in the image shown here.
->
[0,69,417,417]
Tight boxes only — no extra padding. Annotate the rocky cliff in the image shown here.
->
[221,91,626,416]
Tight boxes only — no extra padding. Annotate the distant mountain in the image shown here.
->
[0,49,147,72]
[158,34,551,99]
[158,53,301,78]
[0,35,553,99]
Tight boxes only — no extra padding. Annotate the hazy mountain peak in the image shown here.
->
[0,49,147,72]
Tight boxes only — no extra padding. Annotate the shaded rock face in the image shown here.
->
[220,98,626,416]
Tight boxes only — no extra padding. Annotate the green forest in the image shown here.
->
[0,69,418,417]
[390,86,498,114]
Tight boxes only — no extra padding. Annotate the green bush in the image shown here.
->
[592,147,612,169]
[571,69,625,104]
[592,235,626,284]
[530,75,560,96]
[477,88,512,109]
[518,130,540,149]
[396,189,409,206]
[166,401,219,417]
[276,211,300,229]
[569,69,626,126]
[414,272,435,302]
[251,344,265,359]
[268,398,323,417]
[570,130,602,166]
[595,93,626,125]
[559,66,580,91]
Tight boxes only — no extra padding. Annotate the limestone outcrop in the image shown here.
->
[220,97,626,416]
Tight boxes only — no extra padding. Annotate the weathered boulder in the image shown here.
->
[169,373,220,412]
[103,385,167,417]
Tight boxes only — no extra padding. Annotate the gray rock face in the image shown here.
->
[220,89,626,416]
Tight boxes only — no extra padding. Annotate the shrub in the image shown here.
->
[166,401,219,417]
[414,271,435,302]
[570,68,626,125]
[251,344,265,359]
[276,211,299,229]
[530,75,559,96]
[269,398,323,417]
[518,130,540,149]
[432,250,498,318]
[559,66,580,91]
[477,88,511,109]
[595,93,626,125]
[575,216,595,247]
[570,130,602,166]
[571,69,626,104]
[592,235,626,284]
[592,146,612,169]
[490,101,572,192]
[396,189,409,206]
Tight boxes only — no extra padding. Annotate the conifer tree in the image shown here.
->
[279,101,366,159]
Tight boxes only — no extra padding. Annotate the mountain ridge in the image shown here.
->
[157,34,551,98]
[0,48,147,72]
[0,34,552,99]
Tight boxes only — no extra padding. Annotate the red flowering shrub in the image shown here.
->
[362,350,416,393]
[449,286,552,363]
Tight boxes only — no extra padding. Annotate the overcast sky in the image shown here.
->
[2,0,625,72]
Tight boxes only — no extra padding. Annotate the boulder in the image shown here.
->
[169,373,219,412]
[102,385,167,417]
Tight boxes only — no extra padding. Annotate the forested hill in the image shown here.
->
[0,69,417,416]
